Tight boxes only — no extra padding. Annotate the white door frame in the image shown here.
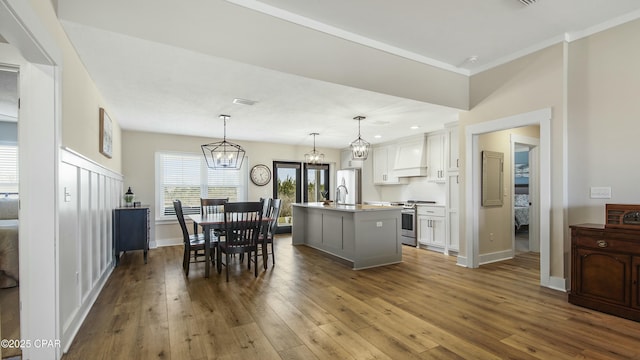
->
[0,1,62,358]
[464,108,552,287]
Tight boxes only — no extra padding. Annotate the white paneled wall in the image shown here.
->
[59,148,123,350]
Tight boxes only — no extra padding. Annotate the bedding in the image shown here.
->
[0,198,19,288]
[514,194,529,230]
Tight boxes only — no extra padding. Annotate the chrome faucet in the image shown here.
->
[336,184,348,204]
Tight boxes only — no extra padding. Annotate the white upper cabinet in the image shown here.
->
[340,149,363,169]
[373,144,407,185]
[427,132,446,183]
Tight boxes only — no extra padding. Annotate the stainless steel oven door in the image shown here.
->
[401,209,416,245]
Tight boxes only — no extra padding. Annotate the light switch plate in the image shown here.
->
[590,186,611,199]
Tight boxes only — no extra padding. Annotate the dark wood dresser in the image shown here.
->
[569,223,640,321]
[113,206,150,265]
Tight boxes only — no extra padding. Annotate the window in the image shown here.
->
[156,152,247,220]
[304,163,330,202]
[0,144,18,195]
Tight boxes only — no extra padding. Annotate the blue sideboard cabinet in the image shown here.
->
[113,206,149,265]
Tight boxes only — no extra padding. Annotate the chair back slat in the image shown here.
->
[223,201,264,249]
[259,197,272,217]
[201,198,228,216]
[267,199,282,237]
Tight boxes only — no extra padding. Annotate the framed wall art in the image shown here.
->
[99,107,113,158]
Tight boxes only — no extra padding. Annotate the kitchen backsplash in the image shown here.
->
[368,176,446,204]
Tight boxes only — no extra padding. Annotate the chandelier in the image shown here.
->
[350,116,370,160]
[201,114,246,170]
[304,132,324,164]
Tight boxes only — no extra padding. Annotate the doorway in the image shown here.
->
[303,163,330,202]
[0,67,20,359]
[511,134,540,255]
[1,2,61,356]
[273,161,301,233]
[465,108,552,287]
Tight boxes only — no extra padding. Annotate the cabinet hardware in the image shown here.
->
[596,240,608,248]
[456,175,459,184]
[456,159,459,167]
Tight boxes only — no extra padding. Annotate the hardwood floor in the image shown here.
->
[62,236,640,359]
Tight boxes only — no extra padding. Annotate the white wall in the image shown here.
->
[460,43,565,280]
[567,18,640,223]
[58,148,122,350]
[2,1,125,358]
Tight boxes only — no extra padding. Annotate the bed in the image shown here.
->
[514,185,529,230]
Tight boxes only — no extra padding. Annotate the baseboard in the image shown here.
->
[456,255,468,267]
[155,237,182,248]
[479,249,513,265]
[547,276,567,292]
[62,262,114,353]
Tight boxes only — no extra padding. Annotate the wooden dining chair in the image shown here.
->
[201,198,228,215]
[173,199,214,276]
[216,200,264,281]
[259,198,281,266]
[197,197,228,238]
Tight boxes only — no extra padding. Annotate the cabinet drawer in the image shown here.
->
[575,236,640,253]
[417,206,445,217]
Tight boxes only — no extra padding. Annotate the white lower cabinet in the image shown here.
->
[417,205,445,252]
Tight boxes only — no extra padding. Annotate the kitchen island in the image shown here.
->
[291,202,403,269]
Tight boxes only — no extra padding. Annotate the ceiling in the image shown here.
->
[53,0,640,149]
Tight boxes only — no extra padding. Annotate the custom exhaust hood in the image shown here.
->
[393,135,428,177]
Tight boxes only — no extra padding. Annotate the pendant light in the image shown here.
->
[304,132,324,164]
[201,114,246,170]
[350,116,370,160]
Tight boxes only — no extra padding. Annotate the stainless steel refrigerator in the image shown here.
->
[336,169,362,205]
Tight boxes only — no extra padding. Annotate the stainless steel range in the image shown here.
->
[399,200,436,246]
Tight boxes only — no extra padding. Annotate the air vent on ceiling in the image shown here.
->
[232,98,257,106]
[519,0,537,5]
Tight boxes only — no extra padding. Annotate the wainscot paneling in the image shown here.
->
[59,147,123,352]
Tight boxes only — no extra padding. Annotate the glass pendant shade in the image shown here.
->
[304,132,324,164]
[350,116,370,160]
[201,115,246,170]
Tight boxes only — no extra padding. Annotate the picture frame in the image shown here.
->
[99,107,113,158]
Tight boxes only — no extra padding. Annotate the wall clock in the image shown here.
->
[250,164,271,186]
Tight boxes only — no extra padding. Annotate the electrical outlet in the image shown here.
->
[376,221,383,227]
[490,232,494,241]
[590,187,611,199]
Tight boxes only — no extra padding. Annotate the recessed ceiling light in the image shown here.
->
[232,98,257,106]
[374,135,382,139]
[410,125,419,130]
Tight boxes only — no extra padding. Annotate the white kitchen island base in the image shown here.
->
[292,203,402,269]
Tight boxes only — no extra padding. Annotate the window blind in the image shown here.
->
[0,145,18,194]
[157,152,247,219]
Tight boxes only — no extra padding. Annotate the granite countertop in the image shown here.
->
[292,202,403,212]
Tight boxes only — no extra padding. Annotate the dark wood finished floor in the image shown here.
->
[62,236,640,359]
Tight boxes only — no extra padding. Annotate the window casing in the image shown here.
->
[155,151,247,220]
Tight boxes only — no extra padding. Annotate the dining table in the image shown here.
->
[188,213,271,278]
